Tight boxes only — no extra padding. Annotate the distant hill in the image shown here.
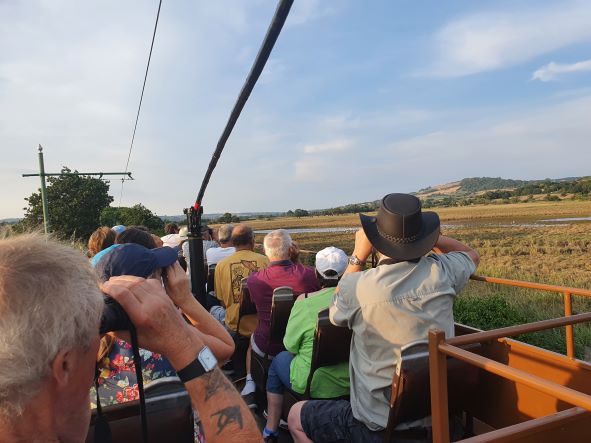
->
[310,176,589,214]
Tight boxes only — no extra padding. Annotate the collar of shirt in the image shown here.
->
[269,259,292,267]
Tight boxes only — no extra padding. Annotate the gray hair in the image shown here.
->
[0,234,103,417]
[263,229,293,260]
[218,224,234,244]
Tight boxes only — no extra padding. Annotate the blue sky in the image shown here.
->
[1,0,590,219]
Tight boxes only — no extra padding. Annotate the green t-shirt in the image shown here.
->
[283,287,350,398]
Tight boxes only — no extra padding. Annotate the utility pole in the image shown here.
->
[37,145,50,234]
[22,145,134,234]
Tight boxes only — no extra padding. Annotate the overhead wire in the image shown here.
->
[119,0,163,207]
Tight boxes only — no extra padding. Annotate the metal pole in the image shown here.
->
[185,206,206,305]
[37,145,50,234]
[564,291,575,358]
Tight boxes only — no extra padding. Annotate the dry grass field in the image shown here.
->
[246,201,591,358]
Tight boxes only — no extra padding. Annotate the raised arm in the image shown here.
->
[433,235,480,267]
[102,277,261,443]
[163,262,234,362]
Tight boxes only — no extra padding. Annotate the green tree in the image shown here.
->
[100,204,164,233]
[19,167,113,239]
[293,209,309,218]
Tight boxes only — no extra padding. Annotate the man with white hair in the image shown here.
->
[241,229,320,407]
[206,223,236,265]
[0,234,261,443]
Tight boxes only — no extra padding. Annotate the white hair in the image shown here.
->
[0,234,103,417]
[218,224,234,244]
[263,229,293,260]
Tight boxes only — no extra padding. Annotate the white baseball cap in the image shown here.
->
[315,246,348,280]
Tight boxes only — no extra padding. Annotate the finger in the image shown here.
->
[105,275,146,285]
[101,281,144,316]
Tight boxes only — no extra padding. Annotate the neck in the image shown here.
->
[0,392,59,443]
[269,257,290,263]
[220,241,232,248]
[234,245,252,252]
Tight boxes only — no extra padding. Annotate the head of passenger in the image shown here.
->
[0,234,103,441]
[164,223,179,235]
[88,226,116,258]
[263,229,293,261]
[111,225,126,235]
[218,224,234,247]
[115,226,157,249]
[314,246,348,288]
[201,225,213,241]
[231,224,255,251]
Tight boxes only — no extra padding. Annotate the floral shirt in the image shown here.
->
[91,339,176,407]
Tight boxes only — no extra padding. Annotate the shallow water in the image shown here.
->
[253,218,589,235]
[540,216,591,222]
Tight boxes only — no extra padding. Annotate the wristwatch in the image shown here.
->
[348,254,366,266]
[177,346,218,383]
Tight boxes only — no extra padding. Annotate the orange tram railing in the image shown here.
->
[429,275,591,443]
[470,275,591,359]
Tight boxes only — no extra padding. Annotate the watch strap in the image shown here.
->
[177,357,206,383]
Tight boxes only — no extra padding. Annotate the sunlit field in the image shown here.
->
[245,201,591,358]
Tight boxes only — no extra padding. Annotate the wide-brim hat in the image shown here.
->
[359,193,440,261]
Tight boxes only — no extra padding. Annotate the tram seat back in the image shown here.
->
[206,264,216,294]
[269,286,295,345]
[383,340,480,441]
[303,307,352,397]
[251,286,295,405]
[86,378,193,443]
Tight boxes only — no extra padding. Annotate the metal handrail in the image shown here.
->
[469,274,591,358]
[428,315,591,443]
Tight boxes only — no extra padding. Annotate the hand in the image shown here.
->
[289,240,300,263]
[101,276,203,369]
[163,261,193,308]
[352,228,373,262]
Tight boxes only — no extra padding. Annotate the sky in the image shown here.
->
[1,0,590,219]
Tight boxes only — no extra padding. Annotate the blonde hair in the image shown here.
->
[0,234,103,417]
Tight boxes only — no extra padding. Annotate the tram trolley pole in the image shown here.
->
[185,0,294,304]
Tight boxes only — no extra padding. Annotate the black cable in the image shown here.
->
[194,0,294,206]
[119,0,163,207]
[130,326,149,443]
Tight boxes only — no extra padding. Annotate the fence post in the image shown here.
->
[429,329,450,443]
[564,291,575,358]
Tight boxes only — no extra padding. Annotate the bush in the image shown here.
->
[454,295,528,330]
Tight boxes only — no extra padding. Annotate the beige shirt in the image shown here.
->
[330,252,476,430]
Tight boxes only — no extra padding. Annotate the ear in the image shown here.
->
[51,349,76,388]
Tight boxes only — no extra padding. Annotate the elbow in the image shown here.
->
[470,250,480,268]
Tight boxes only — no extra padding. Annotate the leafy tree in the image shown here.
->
[293,209,309,218]
[216,212,240,223]
[19,167,113,239]
[100,204,164,233]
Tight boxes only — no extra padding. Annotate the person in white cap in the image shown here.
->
[261,247,350,442]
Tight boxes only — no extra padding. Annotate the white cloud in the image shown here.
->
[385,95,591,184]
[532,59,591,82]
[303,139,353,154]
[287,0,339,26]
[425,1,591,77]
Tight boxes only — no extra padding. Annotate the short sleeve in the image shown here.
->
[284,301,305,353]
[329,273,359,328]
[438,252,476,293]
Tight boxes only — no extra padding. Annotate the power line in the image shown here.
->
[119,0,163,207]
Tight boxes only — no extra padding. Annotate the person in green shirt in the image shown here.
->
[262,247,350,442]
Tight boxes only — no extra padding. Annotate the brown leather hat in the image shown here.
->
[359,193,440,261]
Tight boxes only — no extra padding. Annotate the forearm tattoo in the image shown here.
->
[204,368,234,401]
[211,405,244,435]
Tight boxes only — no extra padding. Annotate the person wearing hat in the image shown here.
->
[289,193,479,443]
[262,247,350,442]
[94,243,235,407]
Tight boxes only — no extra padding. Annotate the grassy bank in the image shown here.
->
[247,201,591,359]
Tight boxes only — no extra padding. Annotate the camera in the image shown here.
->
[100,295,133,334]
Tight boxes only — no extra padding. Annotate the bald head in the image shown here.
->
[231,224,254,251]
